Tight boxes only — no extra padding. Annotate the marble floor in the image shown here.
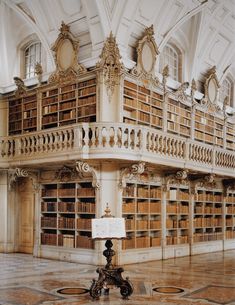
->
[0,250,234,305]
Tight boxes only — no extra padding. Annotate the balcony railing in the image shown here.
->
[0,123,234,176]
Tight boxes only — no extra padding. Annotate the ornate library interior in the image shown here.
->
[0,0,234,304]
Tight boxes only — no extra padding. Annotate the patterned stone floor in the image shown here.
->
[0,250,234,304]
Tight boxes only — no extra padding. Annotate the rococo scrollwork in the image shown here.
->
[119,162,145,188]
[8,168,39,191]
[48,21,86,83]
[96,32,124,102]
[164,170,189,191]
[75,160,100,189]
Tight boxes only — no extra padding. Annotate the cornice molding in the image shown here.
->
[119,162,145,188]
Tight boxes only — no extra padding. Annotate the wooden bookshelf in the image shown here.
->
[123,80,163,129]
[122,182,162,250]
[167,98,191,138]
[225,191,235,239]
[8,92,37,135]
[41,180,95,249]
[166,187,190,245]
[193,189,223,242]
[226,122,235,151]
[194,110,223,147]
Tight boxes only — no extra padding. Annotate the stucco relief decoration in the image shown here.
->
[75,161,100,189]
[175,82,189,102]
[96,32,124,102]
[191,174,217,194]
[48,21,86,83]
[201,66,220,112]
[119,162,145,188]
[35,62,43,85]
[164,170,189,191]
[55,165,78,182]
[8,168,39,191]
[131,25,159,86]
[13,77,27,97]
[191,78,198,107]
[162,65,169,92]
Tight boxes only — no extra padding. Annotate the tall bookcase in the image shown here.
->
[122,181,162,250]
[123,80,163,129]
[226,122,235,151]
[167,98,191,137]
[225,191,235,239]
[194,109,223,147]
[41,78,96,129]
[166,186,190,245]
[193,189,223,242]
[41,180,96,249]
[8,92,37,135]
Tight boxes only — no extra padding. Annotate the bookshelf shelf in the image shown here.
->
[225,192,235,239]
[122,182,162,250]
[41,180,95,249]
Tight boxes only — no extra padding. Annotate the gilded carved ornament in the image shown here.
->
[131,25,159,87]
[119,162,145,188]
[201,66,220,113]
[8,168,39,191]
[13,77,27,97]
[96,32,124,102]
[163,170,189,192]
[55,165,78,182]
[48,21,86,83]
[75,161,100,189]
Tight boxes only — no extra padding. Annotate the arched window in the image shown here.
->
[24,42,42,79]
[220,76,234,107]
[160,43,182,82]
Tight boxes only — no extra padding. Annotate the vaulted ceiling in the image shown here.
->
[0,0,234,92]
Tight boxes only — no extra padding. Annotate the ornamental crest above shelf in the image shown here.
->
[96,32,124,102]
[201,66,220,113]
[131,25,159,87]
[48,21,86,83]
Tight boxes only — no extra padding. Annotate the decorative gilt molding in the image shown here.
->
[35,62,43,85]
[13,77,27,97]
[75,161,100,189]
[55,165,78,182]
[119,162,145,188]
[8,168,39,191]
[190,174,217,195]
[131,25,159,87]
[201,66,220,112]
[175,82,189,103]
[96,32,124,102]
[48,21,86,83]
[163,170,189,191]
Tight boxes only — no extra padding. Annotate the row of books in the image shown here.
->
[166,219,189,229]
[225,218,235,226]
[194,206,222,214]
[23,101,37,111]
[41,233,94,248]
[193,232,223,242]
[193,217,223,227]
[195,193,222,202]
[166,204,189,214]
[58,217,75,229]
[226,206,235,212]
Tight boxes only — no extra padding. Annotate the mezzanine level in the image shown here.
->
[0,122,234,177]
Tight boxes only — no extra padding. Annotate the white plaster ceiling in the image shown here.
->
[0,0,234,91]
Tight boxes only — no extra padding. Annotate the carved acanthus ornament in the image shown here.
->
[163,170,189,191]
[162,65,169,94]
[8,168,39,191]
[201,66,220,113]
[190,174,217,195]
[131,25,159,86]
[75,161,100,189]
[35,62,43,85]
[191,78,198,108]
[48,22,86,83]
[175,82,189,103]
[14,77,27,97]
[55,165,78,182]
[119,162,145,188]
[96,32,124,102]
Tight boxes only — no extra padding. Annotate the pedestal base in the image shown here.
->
[90,266,133,299]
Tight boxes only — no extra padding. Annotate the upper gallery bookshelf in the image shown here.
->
[123,80,163,129]
[225,191,235,239]
[41,78,96,129]
[8,92,37,135]
[41,180,96,249]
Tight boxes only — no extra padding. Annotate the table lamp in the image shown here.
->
[89,204,133,299]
